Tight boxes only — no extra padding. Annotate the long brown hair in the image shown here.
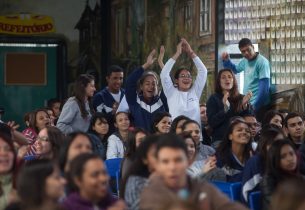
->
[215,69,243,112]
[73,74,95,119]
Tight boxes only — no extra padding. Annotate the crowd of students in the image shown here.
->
[1,38,305,210]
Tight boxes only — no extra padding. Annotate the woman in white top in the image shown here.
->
[160,39,207,125]
[106,112,130,159]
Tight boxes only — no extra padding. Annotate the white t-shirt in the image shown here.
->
[110,91,121,103]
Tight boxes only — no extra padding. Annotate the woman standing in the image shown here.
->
[207,69,252,147]
[57,74,96,134]
[161,39,206,125]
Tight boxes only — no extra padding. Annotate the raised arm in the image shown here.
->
[125,50,156,105]
[160,41,182,96]
[182,38,207,97]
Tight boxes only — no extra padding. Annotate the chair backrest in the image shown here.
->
[230,182,242,202]
[249,191,261,210]
[211,181,242,201]
[105,158,123,178]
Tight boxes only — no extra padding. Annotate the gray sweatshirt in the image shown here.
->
[56,97,92,134]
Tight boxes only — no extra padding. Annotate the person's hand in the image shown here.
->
[6,121,19,131]
[242,91,252,109]
[142,49,156,70]
[181,38,196,58]
[172,41,183,60]
[222,91,230,105]
[112,102,119,114]
[221,52,229,61]
[158,45,165,69]
[17,145,29,159]
[203,156,217,174]
[107,200,126,210]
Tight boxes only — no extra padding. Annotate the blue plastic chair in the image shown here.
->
[211,181,242,201]
[105,158,123,196]
[230,182,242,201]
[249,191,261,210]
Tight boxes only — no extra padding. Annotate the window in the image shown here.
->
[200,0,211,36]
[184,1,193,32]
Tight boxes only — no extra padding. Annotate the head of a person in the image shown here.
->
[238,38,256,60]
[68,153,109,203]
[270,178,305,210]
[181,120,201,145]
[257,125,286,161]
[137,71,159,102]
[23,112,32,127]
[47,98,61,118]
[59,132,93,173]
[114,112,130,132]
[262,110,284,128]
[45,107,56,126]
[243,113,261,138]
[28,108,50,133]
[125,127,149,159]
[106,65,124,93]
[152,112,172,134]
[283,112,305,143]
[174,67,193,92]
[88,112,109,137]
[215,69,239,97]
[170,115,190,134]
[200,104,208,123]
[17,159,66,207]
[278,109,289,120]
[0,133,16,175]
[34,126,65,160]
[155,133,189,189]
[217,117,252,165]
[179,132,197,164]
[266,140,298,178]
[0,123,12,139]
[74,74,96,100]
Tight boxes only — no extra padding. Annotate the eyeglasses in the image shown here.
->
[179,74,192,79]
[36,136,49,142]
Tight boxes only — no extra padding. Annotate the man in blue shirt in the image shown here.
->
[221,38,270,120]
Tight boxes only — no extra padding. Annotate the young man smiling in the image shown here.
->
[139,133,248,210]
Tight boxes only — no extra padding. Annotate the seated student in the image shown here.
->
[57,74,95,134]
[270,178,305,210]
[207,68,252,148]
[122,135,158,210]
[241,125,285,203]
[63,154,126,210]
[284,112,305,149]
[152,112,171,134]
[11,159,66,210]
[87,112,110,160]
[120,127,149,180]
[170,115,190,134]
[261,140,302,210]
[200,103,212,146]
[139,133,248,210]
[0,133,17,209]
[242,113,261,151]
[47,98,61,119]
[22,109,50,155]
[216,117,253,182]
[180,132,225,181]
[106,112,130,159]
[125,50,168,132]
[161,39,207,126]
[93,65,125,134]
[59,132,93,174]
[181,120,215,161]
[262,110,284,128]
[32,126,65,160]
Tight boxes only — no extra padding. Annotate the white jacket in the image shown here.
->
[160,56,207,125]
[106,134,125,159]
